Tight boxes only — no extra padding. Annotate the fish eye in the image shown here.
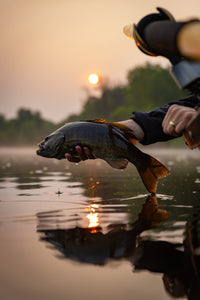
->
[45,137,49,142]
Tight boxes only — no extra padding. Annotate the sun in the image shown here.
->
[88,73,99,85]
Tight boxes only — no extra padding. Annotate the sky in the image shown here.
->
[1,0,200,122]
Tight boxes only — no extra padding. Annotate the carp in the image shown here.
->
[36,119,170,193]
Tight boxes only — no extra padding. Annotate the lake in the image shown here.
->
[0,147,200,300]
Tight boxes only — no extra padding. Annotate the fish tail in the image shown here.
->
[131,152,170,194]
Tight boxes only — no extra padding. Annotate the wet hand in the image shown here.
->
[162,105,198,136]
[65,145,95,163]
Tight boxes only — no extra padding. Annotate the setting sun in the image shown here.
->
[88,73,99,85]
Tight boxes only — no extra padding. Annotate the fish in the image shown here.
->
[36,119,170,193]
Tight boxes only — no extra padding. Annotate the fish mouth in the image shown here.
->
[36,132,65,158]
[36,140,64,158]
[36,143,54,157]
[36,144,47,156]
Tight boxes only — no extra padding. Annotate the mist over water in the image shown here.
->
[0,147,200,300]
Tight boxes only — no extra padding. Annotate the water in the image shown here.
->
[0,147,200,300]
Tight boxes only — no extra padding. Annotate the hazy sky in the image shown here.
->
[1,0,200,122]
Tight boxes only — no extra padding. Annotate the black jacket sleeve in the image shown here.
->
[131,95,199,145]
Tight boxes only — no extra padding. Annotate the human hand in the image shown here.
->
[65,145,95,163]
[162,105,198,136]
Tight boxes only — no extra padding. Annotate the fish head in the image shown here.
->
[36,132,65,158]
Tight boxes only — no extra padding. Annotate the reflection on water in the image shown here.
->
[37,197,200,299]
[86,204,100,229]
[0,147,200,300]
[37,195,168,265]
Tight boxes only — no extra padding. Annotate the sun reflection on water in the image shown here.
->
[86,204,99,231]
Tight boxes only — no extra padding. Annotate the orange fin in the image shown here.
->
[110,122,131,131]
[106,159,128,169]
[139,195,169,224]
[134,154,170,194]
[128,137,137,145]
[85,119,108,124]
[110,122,138,145]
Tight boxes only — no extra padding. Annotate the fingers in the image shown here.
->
[83,147,95,159]
[162,105,179,130]
[65,146,95,163]
[175,113,195,134]
[162,105,197,136]
[75,145,88,160]
[162,105,183,136]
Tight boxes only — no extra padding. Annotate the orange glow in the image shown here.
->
[88,73,99,85]
[88,181,100,190]
[86,204,99,228]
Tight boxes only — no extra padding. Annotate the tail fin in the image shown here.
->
[133,152,170,194]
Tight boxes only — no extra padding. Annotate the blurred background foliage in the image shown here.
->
[0,63,187,146]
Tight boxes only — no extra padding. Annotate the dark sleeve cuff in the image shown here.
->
[131,111,175,145]
[131,95,199,145]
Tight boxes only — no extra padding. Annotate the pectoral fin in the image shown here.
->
[106,159,128,169]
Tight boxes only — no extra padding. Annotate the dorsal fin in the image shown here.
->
[83,119,137,145]
[84,119,108,124]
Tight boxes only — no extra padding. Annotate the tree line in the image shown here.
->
[0,63,187,146]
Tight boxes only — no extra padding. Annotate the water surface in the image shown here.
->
[0,147,200,300]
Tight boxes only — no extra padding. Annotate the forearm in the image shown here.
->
[118,119,144,141]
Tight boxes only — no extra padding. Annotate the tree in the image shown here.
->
[0,108,56,145]
[125,63,187,112]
